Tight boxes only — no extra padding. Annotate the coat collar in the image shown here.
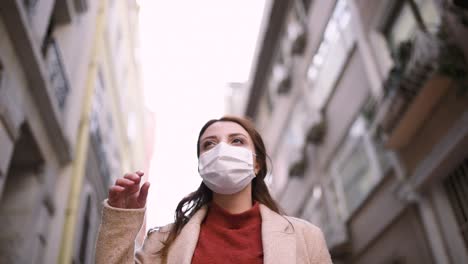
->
[166,203,296,264]
[260,204,297,263]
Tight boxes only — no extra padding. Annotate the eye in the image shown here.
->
[231,137,245,145]
[203,140,216,150]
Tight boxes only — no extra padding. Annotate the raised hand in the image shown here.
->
[108,171,150,209]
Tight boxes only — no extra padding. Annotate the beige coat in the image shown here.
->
[95,200,332,263]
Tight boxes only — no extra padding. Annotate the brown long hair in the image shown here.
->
[157,116,281,260]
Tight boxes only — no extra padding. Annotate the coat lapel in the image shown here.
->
[260,204,297,264]
[166,206,208,264]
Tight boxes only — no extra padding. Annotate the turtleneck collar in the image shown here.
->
[204,201,261,230]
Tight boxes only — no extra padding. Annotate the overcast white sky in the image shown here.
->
[138,0,267,227]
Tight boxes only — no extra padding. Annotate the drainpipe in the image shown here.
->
[58,1,106,263]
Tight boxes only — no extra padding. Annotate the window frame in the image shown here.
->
[306,0,355,110]
[327,98,391,220]
[382,0,440,57]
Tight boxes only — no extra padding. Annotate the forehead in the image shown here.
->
[201,121,249,139]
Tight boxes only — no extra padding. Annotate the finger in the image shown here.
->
[137,182,150,206]
[136,171,144,177]
[108,185,125,199]
[115,178,136,188]
[108,185,125,206]
[124,173,141,185]
[110,185,125,192]
[119,178,141,195]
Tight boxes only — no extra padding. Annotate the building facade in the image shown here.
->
[235,0,468,263]
[0,0,151,263]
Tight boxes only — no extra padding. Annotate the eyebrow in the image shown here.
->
[200,133,248,143]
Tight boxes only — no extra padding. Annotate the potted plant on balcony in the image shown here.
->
[436,28,468,96]
[288,158,307,178]
[443,0,468,27]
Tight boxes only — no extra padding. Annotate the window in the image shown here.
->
[283,99,314,166]
[306,0,354,110]
[90,67,112,186]
[286,7,307,55]
[302,185,328,228]
[329,98,391,218]
[384,0,440,55]
[266,53,287,113]
[43,20,70,110]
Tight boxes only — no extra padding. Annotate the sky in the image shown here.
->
[138,0,267,227]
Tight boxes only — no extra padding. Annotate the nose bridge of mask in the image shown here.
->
[198,142,253,170]
[220,143,253,163]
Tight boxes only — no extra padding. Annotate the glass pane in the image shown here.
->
[386,2,417,54]
[284,100,309,163]
[307,0,355,108]
[374,139,392,174]
[307,66,319,82]
[338,139,373,211]
[336,0,351,30]
[324,20,340,43]
[416,0,440,32]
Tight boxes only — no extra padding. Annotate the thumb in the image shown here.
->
[137,182,150,207]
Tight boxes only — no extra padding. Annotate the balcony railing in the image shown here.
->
[44,37,70,111]
[378,25,467,149]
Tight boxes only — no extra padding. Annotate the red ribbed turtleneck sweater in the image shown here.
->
[191,201,263,264]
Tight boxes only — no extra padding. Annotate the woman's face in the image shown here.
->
[199,121,259,173]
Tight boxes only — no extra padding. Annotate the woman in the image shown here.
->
[95,116,332,264]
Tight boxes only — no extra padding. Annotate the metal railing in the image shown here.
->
[444,158,468,249]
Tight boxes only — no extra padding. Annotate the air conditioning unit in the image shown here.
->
[291,29,307,55]
[277,73,292,94]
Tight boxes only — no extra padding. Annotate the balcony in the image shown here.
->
[378,26,467,149]
[44,37,70,111]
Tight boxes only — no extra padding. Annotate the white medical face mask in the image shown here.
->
[198,142,256,195]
